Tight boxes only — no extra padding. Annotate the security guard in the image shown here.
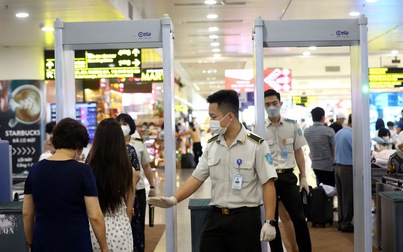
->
[148,89,278,252]
[263,89,312,252]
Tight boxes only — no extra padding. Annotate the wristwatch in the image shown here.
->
[265,219,278,227]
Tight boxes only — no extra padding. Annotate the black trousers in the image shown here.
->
[193,142,203,165]
[131,189,146,252]
[200,207,262,252]
[313,169,335,187]
[269,172,312,252]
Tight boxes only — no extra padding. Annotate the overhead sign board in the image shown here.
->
[292,96,318,107]
[369,67,403,89]
[45,49,142,80]
[141,68,163,82]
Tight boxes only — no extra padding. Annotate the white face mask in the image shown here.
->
[383,136,390,142]
[121,125,131,137]
[209,113,231,135]
[266,106,280,118]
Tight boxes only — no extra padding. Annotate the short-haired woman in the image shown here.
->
[23,118,108,252]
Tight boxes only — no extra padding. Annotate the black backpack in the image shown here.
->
[387,150,403,174]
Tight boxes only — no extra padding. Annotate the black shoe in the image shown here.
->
[341,225,354,233]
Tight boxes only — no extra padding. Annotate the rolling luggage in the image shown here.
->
[309,186,333,227]
[181,153,196,168]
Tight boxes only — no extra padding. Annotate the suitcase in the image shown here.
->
[181,153,196,168]
[308,186,334,227]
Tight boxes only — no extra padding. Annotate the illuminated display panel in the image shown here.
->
[50,102,98,142]
[292,96,318,107]
[45,49,142,80]
[369,67,403,89]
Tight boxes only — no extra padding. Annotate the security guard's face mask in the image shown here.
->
[210,113,231,135]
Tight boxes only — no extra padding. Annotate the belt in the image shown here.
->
[276,168,294,174]
[211,206,259,215]
[335,164,353,167]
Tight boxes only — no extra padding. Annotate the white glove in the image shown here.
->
[148,187,156,197]
[147,196,177,208]
[300,177,310,193]
[260,223,276,241]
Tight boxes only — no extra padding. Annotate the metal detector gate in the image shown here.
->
[54,15,178,252]
[253,15,371,252]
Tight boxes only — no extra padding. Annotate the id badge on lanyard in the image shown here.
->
[232,159,243,190]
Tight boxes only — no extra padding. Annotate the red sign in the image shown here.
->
[263,68,292,91]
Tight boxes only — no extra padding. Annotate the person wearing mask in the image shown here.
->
[117,113,157,252]
[23,118,108,252]
[148,89,278,251]
[180,122,203,165]
[304,107,336,187]
[334,114,354,233]
[373,127,393,152]
[329,112,346,133]
[87,118,140,251]
[39,121,56,161]
[263,89,312,252]
[115,114,142,251]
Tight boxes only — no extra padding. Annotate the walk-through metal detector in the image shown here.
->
[54,15,178,252]
[253,16,370,251]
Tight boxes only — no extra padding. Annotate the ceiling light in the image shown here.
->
[209,27,219,32]
[391,50,399,55]
[213,53,221,58]
[349,12,360,17]
[309,46,317,50]
[210,42,220,47]
[209,34,218,39]
[207,14,218,19]
[41,26,54,32]
[302,51,311,56]
[204,0,217,4]
[16,12,29,18]
[212,48,221,53]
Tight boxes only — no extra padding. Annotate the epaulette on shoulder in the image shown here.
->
[207,135,219,143]
[246,132,264,144]
[284,118,297,123]
[133,137,145,142]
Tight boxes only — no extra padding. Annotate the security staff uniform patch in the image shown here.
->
[264,153,273,165]
[297,128,303,136]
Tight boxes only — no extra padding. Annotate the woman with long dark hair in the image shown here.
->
[88,118,140,252]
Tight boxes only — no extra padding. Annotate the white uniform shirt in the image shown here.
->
[264,117,307,169]
[129,131,152,190]
[192,125,277,208]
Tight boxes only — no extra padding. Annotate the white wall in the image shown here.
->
[0,47,44,80]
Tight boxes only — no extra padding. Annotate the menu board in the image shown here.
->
[369,67,403,89]
[50,103,98,142]
[45,49,142,80]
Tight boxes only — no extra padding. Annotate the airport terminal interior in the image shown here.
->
[1,0,403,251]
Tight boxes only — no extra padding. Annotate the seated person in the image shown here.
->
[373,127,393,152]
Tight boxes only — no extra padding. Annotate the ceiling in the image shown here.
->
[1,0,403,103]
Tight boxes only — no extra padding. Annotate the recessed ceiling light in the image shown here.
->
[391,50,399,55]
[204,0,217,4]
[209,27,219,32]
[309,46,317,50]
[212,48,221,53]
[16,12,29,18]
[302,51,311,56]
[213,53,221,58]
[41,26,54,32]
[209,34,218,39]
[207,14,218,19]
[211,42,220,47]
[349,11,360,17]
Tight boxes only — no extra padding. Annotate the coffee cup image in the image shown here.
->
[8,85,43,128]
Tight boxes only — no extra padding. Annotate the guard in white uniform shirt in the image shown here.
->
[148,89,278,252]
[263,89,312,252]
